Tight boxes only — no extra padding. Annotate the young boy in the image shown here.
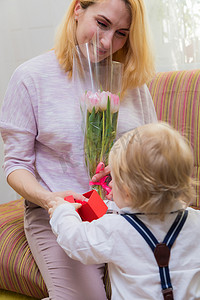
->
[49,122,200,299]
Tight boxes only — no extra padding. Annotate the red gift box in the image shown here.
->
[64,190,108,222]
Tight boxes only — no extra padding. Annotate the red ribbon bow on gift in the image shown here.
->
[89,162,111,195]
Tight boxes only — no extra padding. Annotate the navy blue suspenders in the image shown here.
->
[121,210,188,300]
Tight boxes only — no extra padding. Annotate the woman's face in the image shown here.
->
[74,0,131,62]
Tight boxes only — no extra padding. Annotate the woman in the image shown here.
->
[0,0,157,299]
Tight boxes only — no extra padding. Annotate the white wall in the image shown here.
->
[0,0,70,203]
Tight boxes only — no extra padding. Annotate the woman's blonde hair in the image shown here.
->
[54,0,155,97]
[109,122,196,219]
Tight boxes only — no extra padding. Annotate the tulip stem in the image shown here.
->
[100,110,105,162]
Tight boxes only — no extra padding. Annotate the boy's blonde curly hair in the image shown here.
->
[109,122,196,219]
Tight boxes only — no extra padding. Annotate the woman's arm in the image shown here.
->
[8,169,85,210]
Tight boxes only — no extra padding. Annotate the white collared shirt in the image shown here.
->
[50,202,200,299]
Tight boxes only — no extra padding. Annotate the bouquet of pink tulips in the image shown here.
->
[73,41,123,197]
[83,90,120,196]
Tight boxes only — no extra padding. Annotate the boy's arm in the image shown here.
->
[50,202,115,264]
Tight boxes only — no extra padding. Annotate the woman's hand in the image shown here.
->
[45,190,85,211]
[91,165,111,182]
[91,165,113,200]
[48,196,82,218]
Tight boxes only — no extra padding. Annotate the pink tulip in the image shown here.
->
[107,92,120,113]
[85,91,100,112]
[99,91,109,111]
[84,90,120,113]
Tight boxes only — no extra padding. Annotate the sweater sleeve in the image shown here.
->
[0,65,37,178]
[140,84,158,124]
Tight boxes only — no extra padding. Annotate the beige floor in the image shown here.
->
[0,290,37,300]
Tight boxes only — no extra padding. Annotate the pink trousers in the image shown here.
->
[24,200,107,300]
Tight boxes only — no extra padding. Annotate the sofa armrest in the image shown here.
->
[0,199,48,299]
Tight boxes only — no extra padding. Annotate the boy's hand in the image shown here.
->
[48,196,82,218]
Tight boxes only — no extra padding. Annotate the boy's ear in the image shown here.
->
[122,185,132,206]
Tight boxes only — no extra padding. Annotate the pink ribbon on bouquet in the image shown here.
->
[89,162,111,195]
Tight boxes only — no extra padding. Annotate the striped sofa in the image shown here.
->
[147,69,200,207]
[0,69,199,298]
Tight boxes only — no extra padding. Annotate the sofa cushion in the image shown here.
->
[147,70,200,207]
[0,199,48,299]
[0,199,110,299]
